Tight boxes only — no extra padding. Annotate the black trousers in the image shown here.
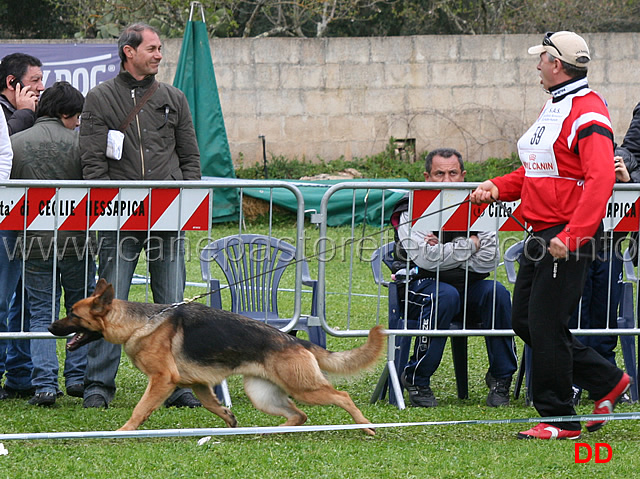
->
[512,225,623,430]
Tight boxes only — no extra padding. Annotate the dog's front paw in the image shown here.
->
[223,408,237,428]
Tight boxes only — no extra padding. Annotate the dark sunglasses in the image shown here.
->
[542,32,562,57]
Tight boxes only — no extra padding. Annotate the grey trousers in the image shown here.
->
[84,231,191,405]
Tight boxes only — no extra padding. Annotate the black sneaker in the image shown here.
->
[400,371,437,408]
[83,394,108,409]
[28,392,57,406]
[485,371,511,407]
[66,383,85,398]
[0,388,7,400]
[164,391,201,408]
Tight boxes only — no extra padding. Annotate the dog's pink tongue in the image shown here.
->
[67,333,83,349]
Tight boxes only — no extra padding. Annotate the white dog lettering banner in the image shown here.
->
[411,189,639,232]
[0,188,209,231]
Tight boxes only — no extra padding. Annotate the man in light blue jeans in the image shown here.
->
[25,256,96,404]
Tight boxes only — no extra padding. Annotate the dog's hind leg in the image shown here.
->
[118,375,177,431]
[290,386,376,436]
[243,376,308,427]
[190,383,237,428]
[270,348,375,435]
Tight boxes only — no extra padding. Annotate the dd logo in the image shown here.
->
[574,443,612,463]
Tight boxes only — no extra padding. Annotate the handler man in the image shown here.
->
[470,31,629,440]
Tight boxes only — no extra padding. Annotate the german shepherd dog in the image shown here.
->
[49,279,385,434]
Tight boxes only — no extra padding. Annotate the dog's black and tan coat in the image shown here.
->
[49,279,385,434]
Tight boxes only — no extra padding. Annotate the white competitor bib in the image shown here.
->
[517,79,591,179]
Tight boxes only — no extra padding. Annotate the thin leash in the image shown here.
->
[149,198,473,319]
[494,199,532,239]
[494,198,592,264]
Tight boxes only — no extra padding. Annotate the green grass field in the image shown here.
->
[1,224,638,478]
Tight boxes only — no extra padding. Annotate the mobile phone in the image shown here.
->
[10,77,24,89]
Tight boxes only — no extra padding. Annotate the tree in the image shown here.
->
[48,0,391,39]
[334,0,640,36]
[503,0,640,34]
[12,0,640,39]
[0,0,77,38]
[238,0,391,38]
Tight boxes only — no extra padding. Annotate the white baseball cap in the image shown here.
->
[528,31,590,67]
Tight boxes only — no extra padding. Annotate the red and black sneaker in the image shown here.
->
[517,423,581,440]
[586,372,630,433]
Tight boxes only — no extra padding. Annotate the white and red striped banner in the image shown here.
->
[411,189,640,232]
[0,188,210,231]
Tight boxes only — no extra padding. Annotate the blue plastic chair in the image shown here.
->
[369,242,469,408]
[200,234,326,348]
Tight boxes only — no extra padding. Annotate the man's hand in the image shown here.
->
[470,180,499,204]
[615,156,631,183]
[425,233,439,246]
[548,237,569,259]
[14,83,38,112]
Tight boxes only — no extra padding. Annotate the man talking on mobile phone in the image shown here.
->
[0,52,45,401]
[0,53,44,134]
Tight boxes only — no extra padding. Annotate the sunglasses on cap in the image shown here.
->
[542,32,562,57]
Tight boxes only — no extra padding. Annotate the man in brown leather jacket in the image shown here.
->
[79,23,202,410]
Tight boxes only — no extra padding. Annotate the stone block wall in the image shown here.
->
[33,33,640,166]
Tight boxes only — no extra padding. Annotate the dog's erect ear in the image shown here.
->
[91,278,115,316]
[93,278,111,297]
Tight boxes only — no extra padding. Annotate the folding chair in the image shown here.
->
[200,234,326,347]
[369,242,469,408]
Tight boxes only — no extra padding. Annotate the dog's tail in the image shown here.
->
[311,325,385,374]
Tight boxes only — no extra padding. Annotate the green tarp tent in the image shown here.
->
[174,16,239,222]
[241,179,408,227]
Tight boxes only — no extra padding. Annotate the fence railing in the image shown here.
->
[0,179,309,339]
[2,178,639,415]
[314,181,640,338]
[4,179,639,340]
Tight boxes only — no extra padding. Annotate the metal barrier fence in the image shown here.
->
[315,181,640,337]
[4,179,639,342]
[2,179,640,408]
[314,181,640,407]
[0,178,309,341]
